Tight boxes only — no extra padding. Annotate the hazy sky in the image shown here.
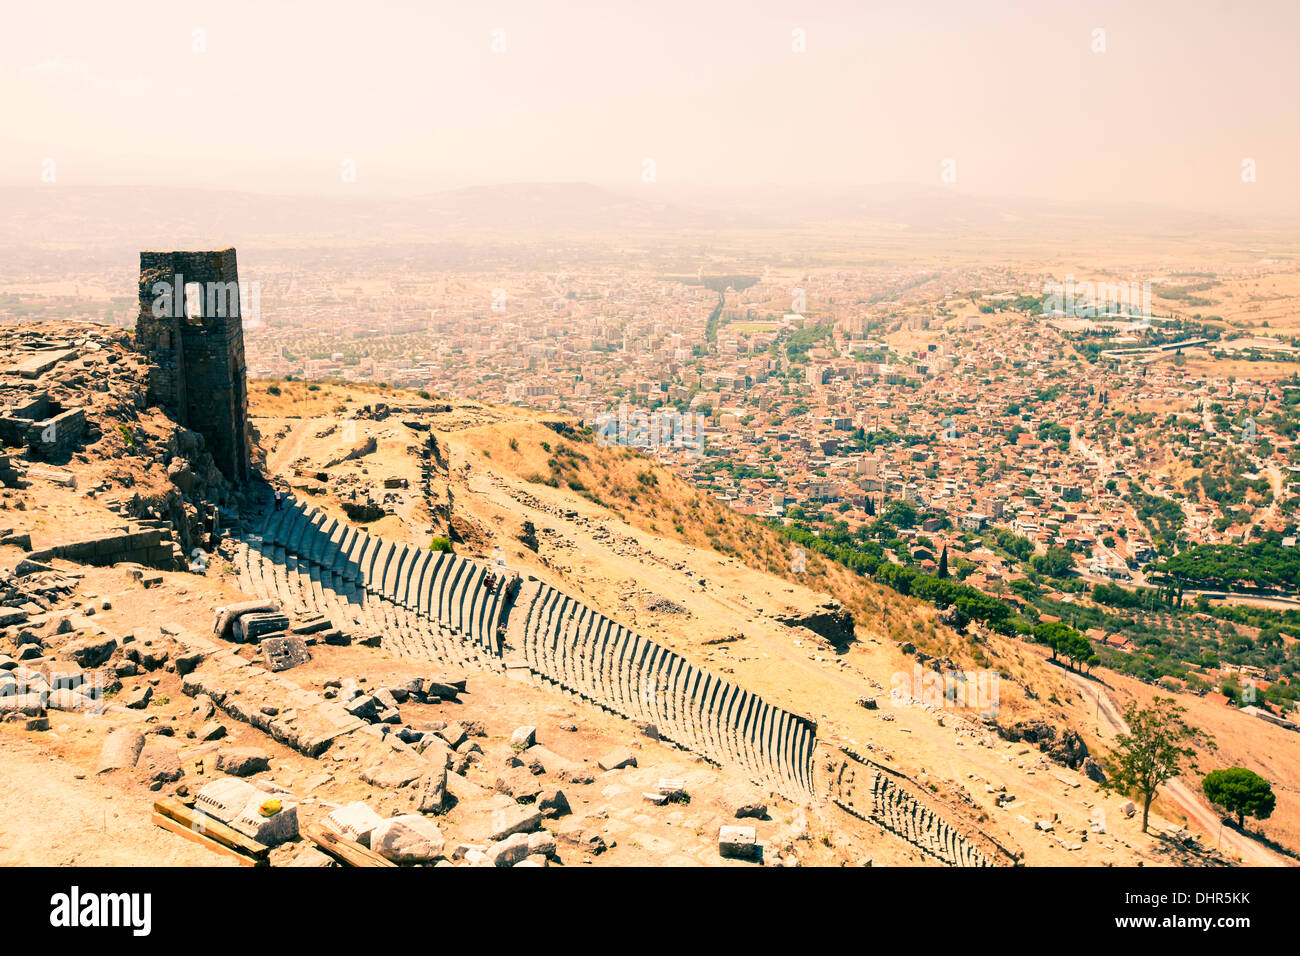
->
[4,0,1297,213]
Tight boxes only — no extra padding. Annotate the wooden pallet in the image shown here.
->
[152,798,270,867]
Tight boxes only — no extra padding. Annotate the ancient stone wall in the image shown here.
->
[25,526,182,571]
[135,248,250,482]
[0,391,88,460]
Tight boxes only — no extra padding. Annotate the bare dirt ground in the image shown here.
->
[0,733,230,867]
[0,561,910,868]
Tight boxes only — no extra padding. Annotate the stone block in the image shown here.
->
[214,747,270,777]
[97,728,145,773]
[233,612,289,644]
[361,756,426,790]
[136,741,183,787]
[260,635,310,673]
[719,825,760,861]
[371,814,446,863]
[212,600,281,641]
[489,805,542,842]
[486,831,531,867]
[321,801,384,847]
[720,788,768,819]
[597,747,636,771]
[194,777,298,847]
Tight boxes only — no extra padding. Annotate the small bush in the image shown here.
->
[429,536,454,553]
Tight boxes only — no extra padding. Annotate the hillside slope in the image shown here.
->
[0,325,1288,868]
[242,377,1295,865]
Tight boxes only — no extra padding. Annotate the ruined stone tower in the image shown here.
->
[135,248,251,482]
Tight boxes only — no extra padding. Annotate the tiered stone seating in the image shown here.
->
[234,493,998,865]
[508,579,817,801]
[243,496,506,670]
[825,747,1001,867]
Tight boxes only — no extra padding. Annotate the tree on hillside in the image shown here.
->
[1032,620,1090,668]
[937,546,949,579]
[1103,697,1214,833]
[883,499,918,529]
[1031,546,1075,578]
[1202,767,1276,828]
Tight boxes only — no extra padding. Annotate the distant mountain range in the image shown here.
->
[0,181,1272,250]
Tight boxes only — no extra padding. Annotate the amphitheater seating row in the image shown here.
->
[513,580,817,800]
[256,499,509,658]
[240,494,995,865]
[825,749,995,867]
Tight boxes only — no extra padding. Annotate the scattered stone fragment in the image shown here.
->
[344,695,378,720]
[719,825,760,861]
[288,846,335,867]
[215,747,271,778]
[556,820,607,854]
[656,778,687,799]
[490,805,542,842]
[198,720,228,741]
[371,814,446,863]
[65,634,117,668]
[136,741,183,788]
[437,721,467,750]
[495,766,544,802]
[124,685,153,709]
[322,801,385,847]
[486,831,532,867]
[416,768,448,815]
[720,788,768,819]
[361,756,426,789]
[538,788,571,819]
[174,651,204,676]
[597,747,636,772]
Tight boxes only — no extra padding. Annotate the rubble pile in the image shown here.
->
[0,322,249,560]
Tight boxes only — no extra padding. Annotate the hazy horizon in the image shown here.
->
[5,0,1299,217]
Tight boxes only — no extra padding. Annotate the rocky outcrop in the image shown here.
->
[775,598,855,647]
[323,435,377,468]
[993,719,1091,770]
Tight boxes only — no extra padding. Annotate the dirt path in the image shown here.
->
[265,417,316,476]
[1059,669,1286,867]
[0,733,232,867]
